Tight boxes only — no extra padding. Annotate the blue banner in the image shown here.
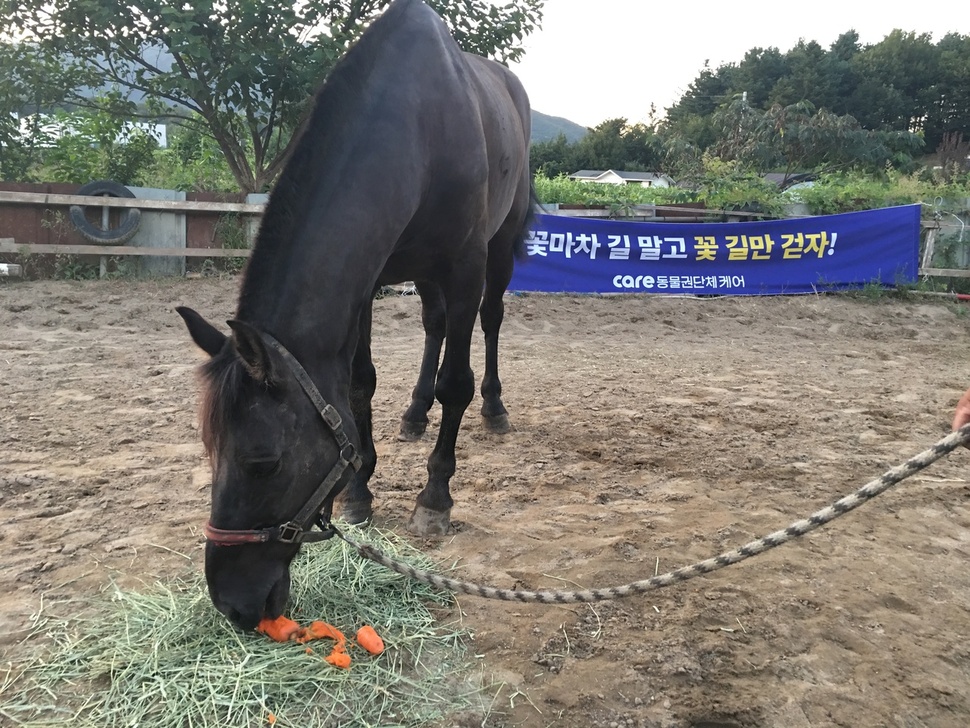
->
[509,204,921,295]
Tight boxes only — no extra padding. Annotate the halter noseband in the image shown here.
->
[202,333,363,547]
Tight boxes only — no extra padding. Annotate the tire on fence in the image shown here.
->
[68,180,142,245]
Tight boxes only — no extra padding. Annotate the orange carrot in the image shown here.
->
[295,620,347,645]
[267,711,277,725]
[256,615,302,642]
[258,616,354,669]
[325,648,352,669]
[293,620,352,669]
[355,625,385,655]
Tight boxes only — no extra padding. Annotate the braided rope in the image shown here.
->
[333,425,970,603]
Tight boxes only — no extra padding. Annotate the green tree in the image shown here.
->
[0,41,91,180]
[661,62,736,154]
[663,62,734,128]
[531,119,664,179]
[6,0,543,193]
[38,97,160,185]
[709,98,923,181]
[731,46,789,109]
[848,30,940,141]
[151,121,238,192]
[930,33,970,150]
[768,40,835,109]
[621,122,663,170]
[825,31,862,116]
[572,118,628,171]
[663,27,970,157]
[530,132,577,177]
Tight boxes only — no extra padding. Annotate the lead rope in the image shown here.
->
[330,425,970,604]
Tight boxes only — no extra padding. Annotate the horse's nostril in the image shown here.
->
[216,602,260,631]
[222,605,243,625]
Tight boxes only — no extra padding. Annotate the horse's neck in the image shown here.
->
[236,186,411,387]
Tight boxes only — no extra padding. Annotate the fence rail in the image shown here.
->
[0,190,263,214]
[0,240,249,258]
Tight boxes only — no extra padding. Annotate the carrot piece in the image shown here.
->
[289,619,352,669]
[325,648,352,669]
[295,620,347,645]
[259,616,353,669]
[355,625,385,655]
[256,615,302,642]
[267,712,277,725]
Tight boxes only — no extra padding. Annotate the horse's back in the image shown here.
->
[363,1,531,279]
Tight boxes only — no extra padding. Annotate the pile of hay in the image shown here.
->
[1,526,487,727]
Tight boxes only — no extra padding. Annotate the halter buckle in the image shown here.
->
[321,404,343,430]
[276,522,304,544]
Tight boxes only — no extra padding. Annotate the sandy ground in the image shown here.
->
[3,278,970,728]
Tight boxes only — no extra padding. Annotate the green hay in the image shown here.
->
[0,526,485,728]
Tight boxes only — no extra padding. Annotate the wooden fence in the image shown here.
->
[0,187,967,279]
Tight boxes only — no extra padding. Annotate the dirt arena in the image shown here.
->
[3,278,970,727]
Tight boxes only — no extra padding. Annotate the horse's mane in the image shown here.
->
[197,347,245,464]
[239,0,423,317]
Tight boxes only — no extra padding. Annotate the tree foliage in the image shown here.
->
[530,117,662,177]
[531,26,966,184]
[39,98,161,185]
[664,28,970,153]
[708,98,923,183]
[0,41,93,180]
[5,0,543,192]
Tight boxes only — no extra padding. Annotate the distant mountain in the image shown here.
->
[72,49,589,146]
[532,111,587,144]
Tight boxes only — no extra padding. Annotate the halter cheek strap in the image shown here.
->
[203,333,363,546]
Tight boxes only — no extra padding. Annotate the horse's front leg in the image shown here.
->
[339,302,378,524]
[399,281,446,441]
[408,272,482,536]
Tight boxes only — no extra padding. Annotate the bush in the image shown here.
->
[36,100,159,186]
[534,175,691,208]
[150,124,238,193]
[535,168,970,220]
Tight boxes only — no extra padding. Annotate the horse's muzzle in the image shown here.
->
[204,542,293,629]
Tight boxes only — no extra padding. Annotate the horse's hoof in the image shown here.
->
[406,505,451,536]
[482,413,511,435]
[340,500,373,525]
[398,420,427,441]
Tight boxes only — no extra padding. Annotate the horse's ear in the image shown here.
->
[226,319,275,384]
[176,306,227,357]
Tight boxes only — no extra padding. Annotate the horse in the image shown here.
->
[176,0,533,629]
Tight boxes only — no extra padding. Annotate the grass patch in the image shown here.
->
[1,526,485,727]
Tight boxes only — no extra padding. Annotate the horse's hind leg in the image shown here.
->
[339,300,378,524]
[479,244,516,435]
[480,189,529,434]
[408,265,483,536]
[399,281,445,441]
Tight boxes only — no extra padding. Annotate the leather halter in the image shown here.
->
[202,333,363,546]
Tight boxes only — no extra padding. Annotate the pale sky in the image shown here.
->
[509,0,970,128]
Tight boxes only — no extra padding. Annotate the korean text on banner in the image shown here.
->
[509,204,921,296]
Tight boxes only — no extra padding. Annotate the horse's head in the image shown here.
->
[177,306,353,629]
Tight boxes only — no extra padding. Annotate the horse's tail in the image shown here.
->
[512,181,540,261]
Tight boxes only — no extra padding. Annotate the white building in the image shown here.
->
[14,113,167,148]
[569,169,674,188]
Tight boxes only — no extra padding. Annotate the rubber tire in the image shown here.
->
[69,180,142,245]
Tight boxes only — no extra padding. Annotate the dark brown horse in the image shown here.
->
[177,0,533,628]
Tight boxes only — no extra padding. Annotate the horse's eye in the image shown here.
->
[243,458,282,478]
